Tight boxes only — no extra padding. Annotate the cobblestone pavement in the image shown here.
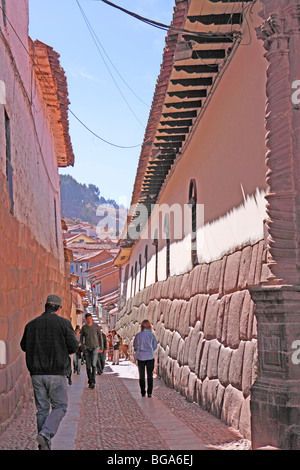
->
[0,361,251,451]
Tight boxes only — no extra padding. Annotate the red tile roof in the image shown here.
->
[31,39,75,168]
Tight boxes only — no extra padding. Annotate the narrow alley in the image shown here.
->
[0,358,249,452]
[1,0,300,453]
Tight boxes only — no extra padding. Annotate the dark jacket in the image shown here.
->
[20,311,78,376]
[80,323,103,350]
[102,332,107,351]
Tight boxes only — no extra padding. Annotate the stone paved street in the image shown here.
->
[0,359,251,452]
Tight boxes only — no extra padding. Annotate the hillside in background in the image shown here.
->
[60,174,127,236]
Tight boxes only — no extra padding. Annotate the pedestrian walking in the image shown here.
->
[111,329,120,365]
[80,313,103,389]
[133,319,157,398]
[107,331,113,361]
[97,329,107,375]
[73,325,82,375]
[20,294,78,450]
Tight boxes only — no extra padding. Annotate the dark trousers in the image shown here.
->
[137,359,155,396]
[85,348,98,385]
[97,351,106,374]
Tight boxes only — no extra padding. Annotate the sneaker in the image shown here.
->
[148,394,152,398]
[37,434,51,450]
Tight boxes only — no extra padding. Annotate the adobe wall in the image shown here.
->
[0,0,74,436]
[116,239,268,439]
[0,172,72,436]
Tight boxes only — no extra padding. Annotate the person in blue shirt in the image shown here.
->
[133,319,157,398]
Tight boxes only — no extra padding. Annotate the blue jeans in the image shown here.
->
[73,352,81,373]
[31,375,68,442]
[84,348,98,385]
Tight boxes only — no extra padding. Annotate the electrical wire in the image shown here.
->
[76,0,150,109]
[68,108,144,148]
[98,0,240,40]
[76,0,147,128]
[0,3,146,149]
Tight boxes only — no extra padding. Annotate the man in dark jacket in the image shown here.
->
[80,313,103,389]
[20,294,78,450]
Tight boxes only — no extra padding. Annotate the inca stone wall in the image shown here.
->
[116,239,269,439]
[0,173,72,436]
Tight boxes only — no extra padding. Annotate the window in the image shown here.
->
[188,179,198,267]
[123,264,130,303]
[153,229,158,283]
[138,254,142,292]
[130,266,134,298]
[144,245,148,289]
[5,110,13,214]
[164,214,170,278]
[134,261,138,296]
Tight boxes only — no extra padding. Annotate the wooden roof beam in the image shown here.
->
[188,13,243,25]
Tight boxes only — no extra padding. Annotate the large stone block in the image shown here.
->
[223,251,241,294]
[182,327,193,365]
[242,340,257,398]
[195,332,205,376]
[166,357,175,388]
[187,372,198,403]
[221,384,244,429]
[188,295,198,327]
[254,240,264,285]
[201,377,219,413]
[229,341,246,391]
[180,272,192,300]
[180,365,190,394]
[191,264,202,296]
[227,290,245,349]
[207,259,222,294]
[239,396,251,440]
[198,340,209,381]
[203,294,219,340]
[218,345,233,387]
[238,245,253,290]
[178,301,190,338]
[177,337,185,366]
[240,290,253,341]
[199,264,209,293]
[188,322,202,372]
[207,339,221,380]
[173,361,182,391]
[196,294,209,330]
[170,331,181,360]
[248,242,259,287]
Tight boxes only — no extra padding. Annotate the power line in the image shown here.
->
[76,0,150,109]
[98,0,240,40]
[0,3,146,149]
[76,0,147,128]
[69,108,145,148]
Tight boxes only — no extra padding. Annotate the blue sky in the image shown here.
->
[28,0,174,206]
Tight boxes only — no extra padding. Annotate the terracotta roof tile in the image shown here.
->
[31,39,74,168]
